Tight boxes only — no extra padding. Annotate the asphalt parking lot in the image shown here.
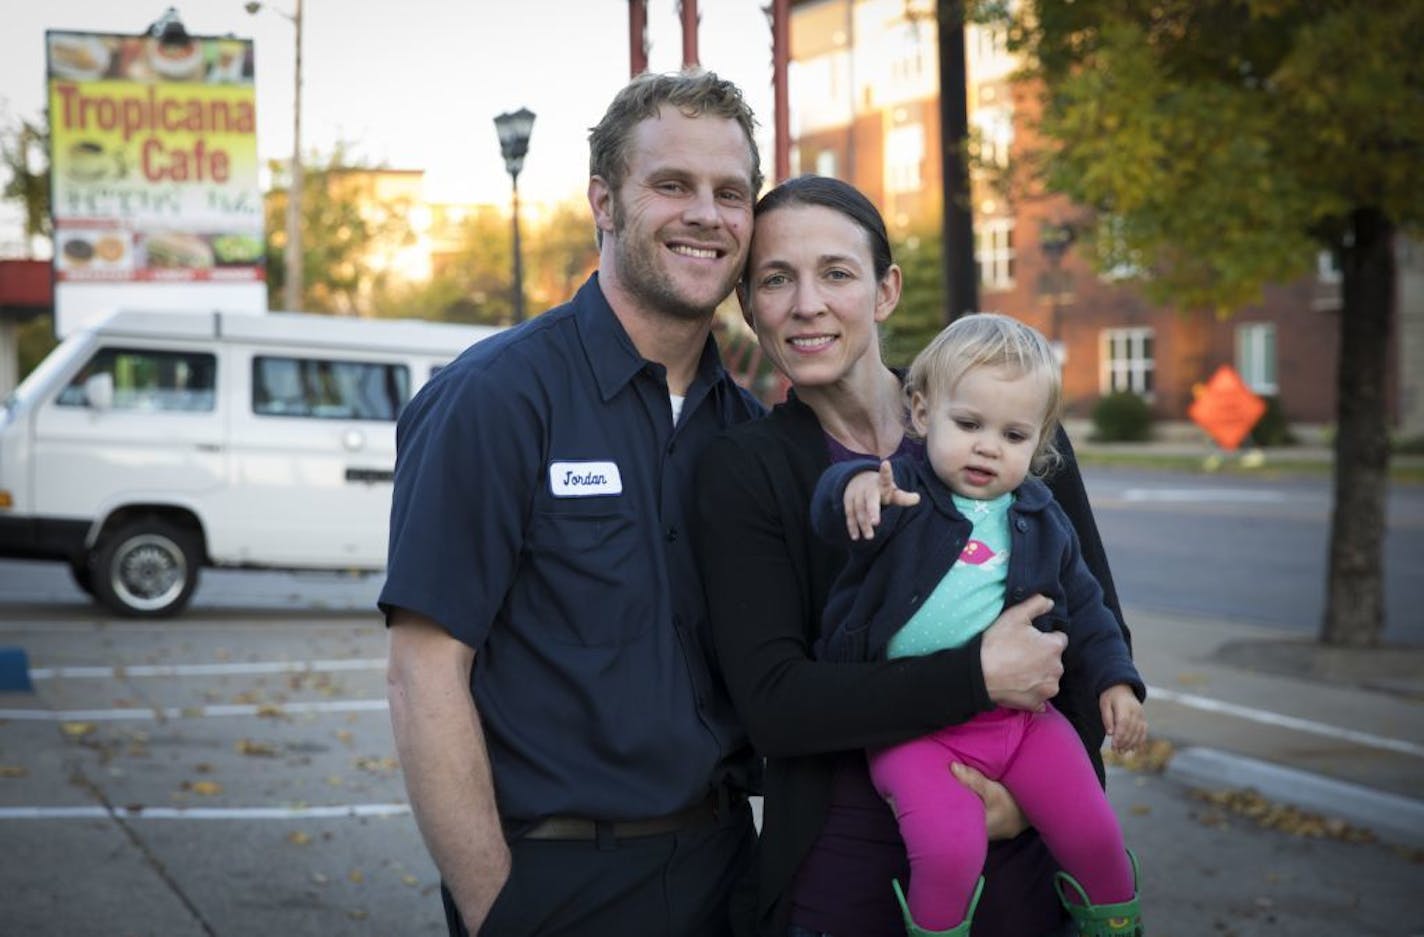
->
[2,565,1423,936]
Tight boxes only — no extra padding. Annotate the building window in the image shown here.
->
[971,106,1014,169]
[1099,327,1155,396]
[1317,249,1342,283]
[885,123,924,193]
[1235,323,1277,394]
[815,149,837,178]
[976,219,1016,291]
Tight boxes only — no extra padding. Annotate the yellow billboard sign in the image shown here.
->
[47,31,264,288]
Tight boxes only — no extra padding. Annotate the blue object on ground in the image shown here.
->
[0,647,34,692]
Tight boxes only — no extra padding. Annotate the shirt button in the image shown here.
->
[666,526,679,542]
[1012,588,1025,600]
[1016,519,1028,532]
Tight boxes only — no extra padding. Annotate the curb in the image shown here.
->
[1164,746,1424,850]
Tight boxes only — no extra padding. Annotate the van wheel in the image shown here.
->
[68,558,96,597]
[92,519,201,618]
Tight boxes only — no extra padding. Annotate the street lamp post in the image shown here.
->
[245,0,303,312]
[494,108,536,324]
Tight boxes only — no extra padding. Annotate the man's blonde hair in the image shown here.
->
[588,69,763,196]
[905,313,1064,476]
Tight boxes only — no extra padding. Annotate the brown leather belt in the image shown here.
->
[513,792,721,841]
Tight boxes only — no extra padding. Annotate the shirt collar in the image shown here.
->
[574,272,734,403]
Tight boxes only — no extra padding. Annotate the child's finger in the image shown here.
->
[877,461,898,502]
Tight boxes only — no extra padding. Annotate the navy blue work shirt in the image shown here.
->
[379,273,764,821]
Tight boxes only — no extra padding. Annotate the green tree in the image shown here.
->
[428,205,517,325]
[0,112,51,254]
[999,0,1423,646]
[884,226,948,367]
[524,200,599,311]
[264,143,415,314]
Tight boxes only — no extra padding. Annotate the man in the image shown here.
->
[381,70,766,936]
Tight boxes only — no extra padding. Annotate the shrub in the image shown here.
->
[1249,395,1297,447]
[1091,391,1153,442]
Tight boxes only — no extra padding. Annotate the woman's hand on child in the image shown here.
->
[950,762,1030,840]
[1099,684,1147,753]
[844,460,921,540]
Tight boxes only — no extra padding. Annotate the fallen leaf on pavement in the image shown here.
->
[401,875,419,887]
[60,722,97,738]
[1190,787,1376,843]
[348,869,364,884]
[187,780,223,796]
[0,765,29,778]
[256,703,286,718]
[1103,737,1174,773]
[236,739,279,757]
[354,756,398,774]
[287,831,311,846]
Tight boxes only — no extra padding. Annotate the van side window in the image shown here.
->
[56,347,217,412]
[251,356,411,421]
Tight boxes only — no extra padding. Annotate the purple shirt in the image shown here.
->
[788,433,1068,937]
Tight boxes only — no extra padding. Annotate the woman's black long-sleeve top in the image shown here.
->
[692,390,1130,936]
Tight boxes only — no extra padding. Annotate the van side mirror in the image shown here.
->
[84,372,114,411]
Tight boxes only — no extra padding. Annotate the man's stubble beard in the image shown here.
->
[610,194,740,323]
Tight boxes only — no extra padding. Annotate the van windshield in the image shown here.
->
[2,333,90,420]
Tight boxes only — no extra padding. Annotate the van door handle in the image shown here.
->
[196,443,224,453]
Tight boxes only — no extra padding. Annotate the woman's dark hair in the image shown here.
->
[749,174,894,281]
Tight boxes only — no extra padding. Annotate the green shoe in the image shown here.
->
[891,875,983,937]
[1054,850,1144,936]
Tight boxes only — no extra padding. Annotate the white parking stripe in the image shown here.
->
[0,803,411,820]
[1121,488,1289,503]
[0,699,390,720]
[1147,685,1424,758]
[28,658,386,680]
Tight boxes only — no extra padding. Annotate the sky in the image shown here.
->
[0,0,781,249]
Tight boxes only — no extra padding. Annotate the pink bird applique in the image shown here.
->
[959,540,997,566]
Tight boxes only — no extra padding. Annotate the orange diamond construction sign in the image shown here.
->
[1188,364,1267,451]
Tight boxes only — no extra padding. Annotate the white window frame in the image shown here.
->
[976,219,1016,291]
[1098,327,1155,396]
[1235,322,1277,394]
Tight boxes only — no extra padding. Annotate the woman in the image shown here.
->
[693,176,1131,937]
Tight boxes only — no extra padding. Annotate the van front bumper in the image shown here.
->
[0,515,90,562]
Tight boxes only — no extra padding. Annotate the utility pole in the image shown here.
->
[937,0,976,322]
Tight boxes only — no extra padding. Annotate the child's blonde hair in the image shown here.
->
[904,313,1064,477]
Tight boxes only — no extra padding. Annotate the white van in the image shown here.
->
[0,309,501,617]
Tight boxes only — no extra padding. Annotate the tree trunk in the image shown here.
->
[1322,208,1394,647]
[938,0,977,323]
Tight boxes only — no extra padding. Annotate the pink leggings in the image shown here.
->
[868,705,1134,930]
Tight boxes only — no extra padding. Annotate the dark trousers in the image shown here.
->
[443,801,757,937]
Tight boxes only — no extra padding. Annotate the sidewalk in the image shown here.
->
[1064,418,1424,475]
[1123,606,1424,849]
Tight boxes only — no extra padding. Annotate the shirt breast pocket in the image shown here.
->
[525,500,649,645]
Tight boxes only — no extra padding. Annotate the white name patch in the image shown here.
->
[549,461,623,497]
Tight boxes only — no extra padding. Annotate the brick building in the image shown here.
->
[786,0,1421,433]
